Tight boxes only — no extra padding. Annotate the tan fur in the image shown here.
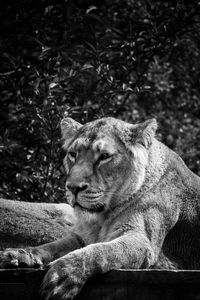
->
[1,117,200,299]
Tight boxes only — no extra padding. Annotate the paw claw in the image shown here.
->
[0,248,44,269]
[10,259,19,266]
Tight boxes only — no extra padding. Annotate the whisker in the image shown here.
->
[103,191,133,197]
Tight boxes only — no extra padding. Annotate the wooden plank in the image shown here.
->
[1,269,200,300]
[0,269,44,300]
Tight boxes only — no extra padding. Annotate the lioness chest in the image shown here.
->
[73,210,133,245]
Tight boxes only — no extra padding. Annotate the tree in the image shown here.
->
[0,0,200,202]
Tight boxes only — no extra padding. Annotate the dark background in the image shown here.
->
[0,0,200,203]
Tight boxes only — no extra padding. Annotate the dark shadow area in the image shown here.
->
[1,269,200,300]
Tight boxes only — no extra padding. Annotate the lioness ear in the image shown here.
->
[135,118,157,148]
[60,117,82,140]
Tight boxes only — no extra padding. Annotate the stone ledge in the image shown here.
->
[1,269,200,300]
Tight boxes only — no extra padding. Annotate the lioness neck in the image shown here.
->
[146,139,200,220]
[142,139,169,193]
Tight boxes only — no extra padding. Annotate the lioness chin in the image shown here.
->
[1,116,200,299]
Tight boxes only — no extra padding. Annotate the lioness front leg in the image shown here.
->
[0,231,84,269]
[41,232,156,300]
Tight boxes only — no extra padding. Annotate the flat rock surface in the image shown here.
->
[1,269,200,300]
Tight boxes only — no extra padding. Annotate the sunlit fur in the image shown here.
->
[131,144,149,192]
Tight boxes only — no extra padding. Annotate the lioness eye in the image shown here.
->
[68,151,77,160]
[99,153,111,161]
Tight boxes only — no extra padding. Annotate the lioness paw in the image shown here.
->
[0,248,43,268]
[41,253,86,300]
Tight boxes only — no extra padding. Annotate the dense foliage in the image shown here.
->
[0,0,200,202]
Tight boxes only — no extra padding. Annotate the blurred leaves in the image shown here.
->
[0,0,200,202]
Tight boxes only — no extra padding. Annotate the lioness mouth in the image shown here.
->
[74,202,104,213]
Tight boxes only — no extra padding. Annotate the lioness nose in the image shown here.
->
[66,182,89,196]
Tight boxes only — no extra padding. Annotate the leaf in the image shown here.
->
[86,6,97,14]
[81,63,94,70]
[49,82,58,89]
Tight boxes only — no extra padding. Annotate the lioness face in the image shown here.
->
[61,117,157,218]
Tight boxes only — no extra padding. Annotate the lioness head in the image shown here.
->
[61,117,157,219]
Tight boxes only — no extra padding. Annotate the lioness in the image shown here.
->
[1,117,200,299]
